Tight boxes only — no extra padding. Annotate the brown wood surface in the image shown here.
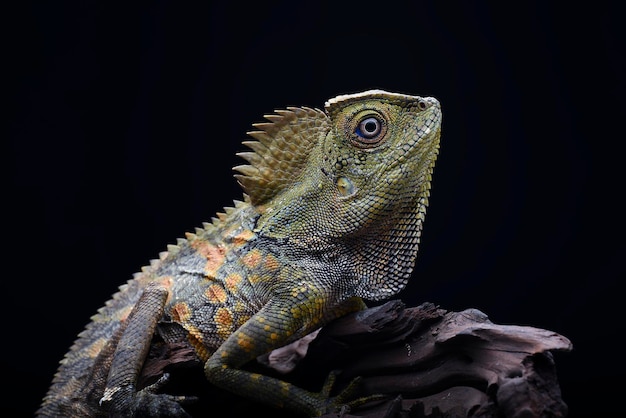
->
[140,301,572,417]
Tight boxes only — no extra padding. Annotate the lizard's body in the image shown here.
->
[38,90,442,417]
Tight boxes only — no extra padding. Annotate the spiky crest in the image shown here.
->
[233,106,329,205]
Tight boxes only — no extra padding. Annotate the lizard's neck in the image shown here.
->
[253,163,430,302]
[253,167,337,247]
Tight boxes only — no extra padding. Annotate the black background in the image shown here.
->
[7,1,624,417]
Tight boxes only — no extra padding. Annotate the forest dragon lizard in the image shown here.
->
[38,89,442,417]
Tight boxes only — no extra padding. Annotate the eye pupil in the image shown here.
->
[364,120,377,133]
[357,117,382,140]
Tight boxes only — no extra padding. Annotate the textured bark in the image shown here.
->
[309,301,572,417]
[140,301,572,417]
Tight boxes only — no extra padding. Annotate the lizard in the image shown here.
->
[37,89,442,417]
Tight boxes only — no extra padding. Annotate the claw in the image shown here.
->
[142,372,171,394]
[333,375,362,404]
[124,373,197,417]
[317,373,389,416]
[320,370,340,397]
[345,393,389,410]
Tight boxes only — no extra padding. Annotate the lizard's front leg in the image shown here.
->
[205,292,367,417]
[100,283,194,417]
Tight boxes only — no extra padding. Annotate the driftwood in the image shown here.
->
[140,301,572,417]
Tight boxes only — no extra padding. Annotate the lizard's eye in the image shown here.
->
[346,110,388,149]
[353,115,386,147]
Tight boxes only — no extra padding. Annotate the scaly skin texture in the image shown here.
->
[37,90,442,417]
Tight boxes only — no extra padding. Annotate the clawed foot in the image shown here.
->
[134,373,198,417]
[313,371,388,416]
[102,373,197,417]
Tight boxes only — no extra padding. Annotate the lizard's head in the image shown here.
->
[235,90,441,300]
[322,90,441,222]
[320,90,441,299]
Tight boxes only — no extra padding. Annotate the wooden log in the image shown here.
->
[139,301,572,417]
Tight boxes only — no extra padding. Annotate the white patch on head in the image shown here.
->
[324,90,421,111]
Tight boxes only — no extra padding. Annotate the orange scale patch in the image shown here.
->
[171,302,192,322]
[237,331,256,353]
[225,273,243,292]
[186,325,210,361]
[264,253,280,271]
[205,283,228,304]
[191,240,226,276]
[232,229,255,246]
[214,307,234,339]
[242,249,263,269]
